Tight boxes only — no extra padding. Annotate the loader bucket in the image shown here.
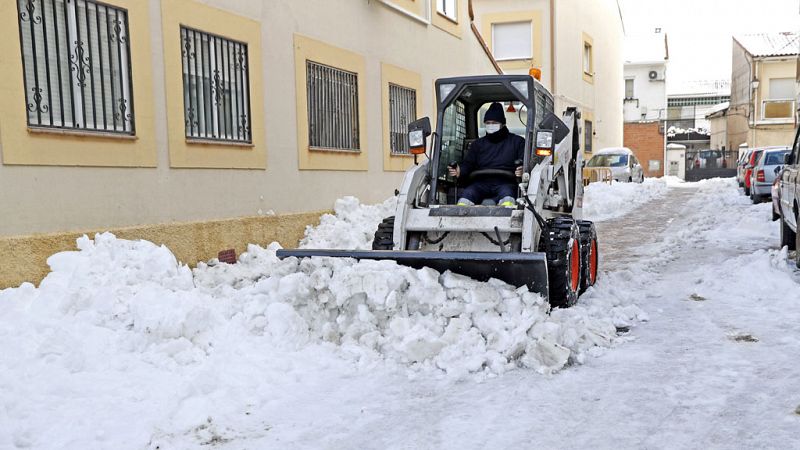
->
[275,249,550,297]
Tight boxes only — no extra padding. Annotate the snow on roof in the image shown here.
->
[734,32,800,57]
[624,32,668,64]
[705,101,730,119]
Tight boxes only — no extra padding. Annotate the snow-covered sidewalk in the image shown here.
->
[1,178,799,449]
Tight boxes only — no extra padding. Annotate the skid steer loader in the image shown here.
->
[278,74,598,307]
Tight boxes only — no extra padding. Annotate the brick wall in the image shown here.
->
[623,121,664,177]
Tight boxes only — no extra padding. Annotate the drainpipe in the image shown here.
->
[468,0,503,74]
[550,0,556,94]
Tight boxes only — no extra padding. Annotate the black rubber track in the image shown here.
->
[576,220,598,294]
[372,216,396,250]
[540,217,581,308]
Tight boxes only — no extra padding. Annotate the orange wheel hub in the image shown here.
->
[570,239,580,292]
[589,238,598,285]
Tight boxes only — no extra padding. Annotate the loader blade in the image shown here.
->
[275,249,550,296]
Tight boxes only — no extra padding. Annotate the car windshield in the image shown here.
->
[587,154,628,167]
[764,151,788,165]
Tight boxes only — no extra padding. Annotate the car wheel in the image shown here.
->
[783,214,797,250]
[795,215,800,268]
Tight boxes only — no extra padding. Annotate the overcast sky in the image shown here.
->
[619,0,799,93]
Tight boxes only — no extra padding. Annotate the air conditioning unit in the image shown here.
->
[648,70,665,81]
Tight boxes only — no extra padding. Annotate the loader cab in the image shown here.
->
[427,75,555,205]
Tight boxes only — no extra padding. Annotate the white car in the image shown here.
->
[586,147,644,183]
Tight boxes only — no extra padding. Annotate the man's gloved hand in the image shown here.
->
[448,163,460,177]
[515,166,523,177]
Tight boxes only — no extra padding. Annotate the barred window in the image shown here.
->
[17,0,134,134]
[584,120,593,153]
[389,84,416,155]
[306,61,359,151]
[180,27,251,143]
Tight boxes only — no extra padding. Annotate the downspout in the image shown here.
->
[468,0,503,74]
[550,0,556,93]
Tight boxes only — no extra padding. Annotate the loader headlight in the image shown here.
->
[535,130,554,156]
[409,130,425,148]
[536,130,553,148]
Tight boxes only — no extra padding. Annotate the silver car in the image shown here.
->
[586,148,644,183]
[750,146,790,203]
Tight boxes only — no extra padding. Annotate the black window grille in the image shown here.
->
[180,26,251,143]
[17,0,134,134]
[306,61,360,151]
[389,84,416,155]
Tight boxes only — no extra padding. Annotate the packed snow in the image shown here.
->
[2,177,799,448]
[582,178,668,222]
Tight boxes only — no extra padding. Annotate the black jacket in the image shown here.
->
[460,126,525,179]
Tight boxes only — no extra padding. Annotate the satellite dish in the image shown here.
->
[649,70,658,80]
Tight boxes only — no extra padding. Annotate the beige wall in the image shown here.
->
[0,0,495,237]
[708,114,727,150]
[472,0,624,154]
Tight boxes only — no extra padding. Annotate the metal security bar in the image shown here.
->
[17,0,134,134]
[389,84,416,154]
[180,26,251,142]
[306,61,359,151]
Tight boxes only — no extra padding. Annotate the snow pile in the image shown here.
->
[196,243,641,377]
[583,178,668,222]
[299,195,397,250]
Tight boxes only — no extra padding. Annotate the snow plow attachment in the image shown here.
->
[275,249,550,295]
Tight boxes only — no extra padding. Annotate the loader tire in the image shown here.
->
[541,217,581,308]
[372,216,395,250]
[577,220,599,294]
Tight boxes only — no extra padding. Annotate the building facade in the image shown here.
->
[728,32,799,151]
[471,0,625,156]
[622,30,668,177]
[0,0,502,287]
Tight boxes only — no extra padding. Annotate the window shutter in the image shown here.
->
[492,21,532,61]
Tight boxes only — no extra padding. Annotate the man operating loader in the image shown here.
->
[447,102,524,207]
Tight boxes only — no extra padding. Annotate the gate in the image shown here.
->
[684,150,737,182]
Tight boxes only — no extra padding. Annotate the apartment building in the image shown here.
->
[622,29,669,177]
[471,0,625,155]
[728,32,799,150]
[0,0,500,287]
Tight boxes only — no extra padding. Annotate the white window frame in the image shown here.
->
[436,0,457,22]
[583,42,593,76]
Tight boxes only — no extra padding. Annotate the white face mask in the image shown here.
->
[485,123,502,134]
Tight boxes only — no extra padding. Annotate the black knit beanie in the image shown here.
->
[483,102,506,124]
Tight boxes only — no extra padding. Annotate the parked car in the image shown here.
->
[749,147,789,203]
[586,147,644,183]
[690,150,724,169]
[777,126,800,265]
[737,149,753,187]
[743,148,764,196]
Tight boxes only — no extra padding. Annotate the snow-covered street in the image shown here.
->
[2,178,800,449]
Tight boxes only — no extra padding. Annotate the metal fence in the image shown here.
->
[17,0,134,133]
[389,84,416,154]
[684,149,738,182]
[180,26,251,142]
[306,61,360,151]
